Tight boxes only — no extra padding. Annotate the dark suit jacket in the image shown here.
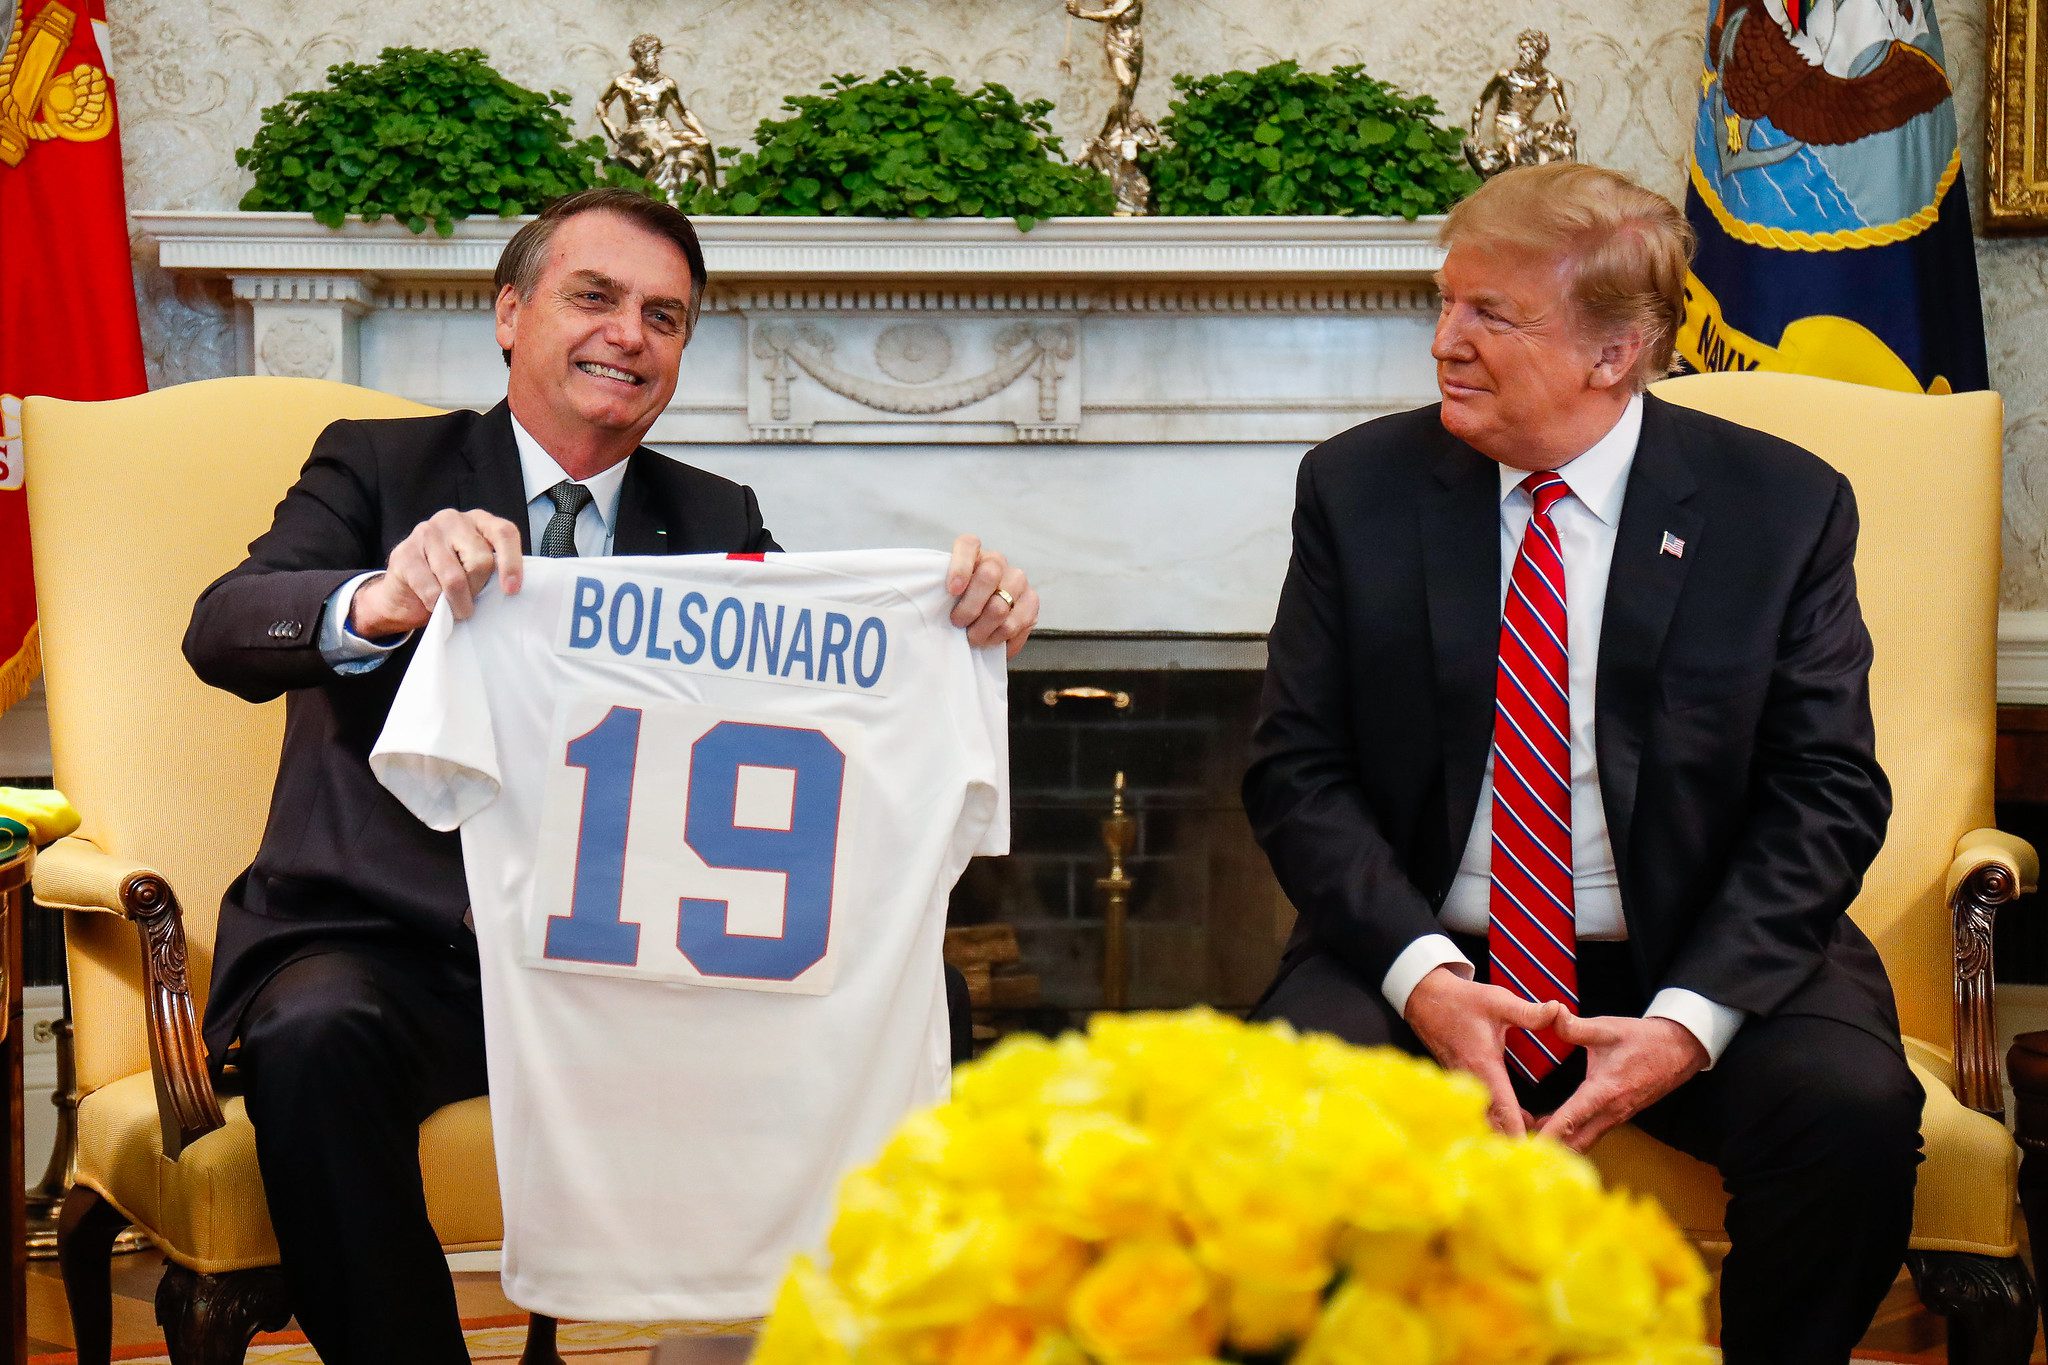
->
[184,401,777,1070]
[1244,393,1902,1047]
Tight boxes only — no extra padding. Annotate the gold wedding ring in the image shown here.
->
[993,588,1016,609]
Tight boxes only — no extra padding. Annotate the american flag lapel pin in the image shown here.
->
[1660,531,1686,559]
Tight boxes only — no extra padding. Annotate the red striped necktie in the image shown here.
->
[1490,469,1577,1082]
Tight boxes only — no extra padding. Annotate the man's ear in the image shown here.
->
[494,284,521,364]
[1589,328,1645,393]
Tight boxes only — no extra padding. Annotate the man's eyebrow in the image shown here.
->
[561,269,624,294]
[561,269,687,314]
[1448,283,1514,312]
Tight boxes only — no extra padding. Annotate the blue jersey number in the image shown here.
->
[679,722,846,981]
[545,706,644,966]
[543,708,846,982]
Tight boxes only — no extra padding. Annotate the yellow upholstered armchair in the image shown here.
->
[1586,373,2037,1359]
[22,379,546,1364]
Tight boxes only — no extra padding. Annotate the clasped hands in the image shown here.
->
[347,509,1041,655]
[1403,965,1707,1153]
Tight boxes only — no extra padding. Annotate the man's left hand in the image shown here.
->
[1534,1014,1708,1154]
[948,534,1039,658]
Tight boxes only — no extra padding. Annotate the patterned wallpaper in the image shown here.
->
[104,0,2048,606]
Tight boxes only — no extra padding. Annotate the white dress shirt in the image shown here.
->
[1379,394,1744,1065]
[319,412,631,671]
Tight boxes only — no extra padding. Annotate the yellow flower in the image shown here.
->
[1575,1348,1721,1365]
[1338,1231,1445,1300]
[946,1307,1056,1365]
[837,1201,988,1331]
[1546,1215,1664,1351]
[752,1255,860,1365]
[1088,1010,1310,1141]
[950,1033,1066,1113]
[1041,1112,1175,1241]
[1293,1280,1441,1365]
[1417,1277,1550,1365]
[979,1213,1091,1309]
[872,1104,1042,1199]
[1445,1139,1604,1283]
[1065,1240,1223,1365]
[1304,1094,1469,1235]
[1188,1205,1333,1294]
[1220,1276,1323,1355]
[1608,1195,1713,1339]
[1545,1196,1710,1354]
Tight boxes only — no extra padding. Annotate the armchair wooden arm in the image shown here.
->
[1948,828,2040,1116]
[32,837,225,1159]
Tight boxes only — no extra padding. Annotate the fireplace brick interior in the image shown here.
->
[947,668,1294,1033]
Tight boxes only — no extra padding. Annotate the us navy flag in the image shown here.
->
[1677,0,1988,394]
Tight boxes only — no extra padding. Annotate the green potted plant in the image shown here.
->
[1147,60,1477,218]
[236,46,641,235]
[685,67,1114,230]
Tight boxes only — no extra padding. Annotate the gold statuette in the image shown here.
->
[1065,0,1160,215]
[1463,29,1578,179]
[596,34,717,200]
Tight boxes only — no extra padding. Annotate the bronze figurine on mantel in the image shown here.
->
[1463,29,1579,178]
[1062,0,1162,215]
[596,34,719,200]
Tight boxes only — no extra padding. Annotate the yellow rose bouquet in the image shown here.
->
[755,1009,1713,1365]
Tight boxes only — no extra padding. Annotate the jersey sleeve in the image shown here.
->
[369,601,503,831]
[963,641,1011,857]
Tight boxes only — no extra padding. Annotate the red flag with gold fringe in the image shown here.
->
[0,0,146,711]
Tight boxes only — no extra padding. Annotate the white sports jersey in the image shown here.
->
[370,550,1008,1321]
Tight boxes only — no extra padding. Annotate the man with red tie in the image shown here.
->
[1244,162,1920,1364]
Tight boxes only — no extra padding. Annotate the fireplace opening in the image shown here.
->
[946,656,1293,1047]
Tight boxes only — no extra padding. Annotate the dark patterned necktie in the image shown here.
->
[1490,469,1577,1082]
[539,480,593,558]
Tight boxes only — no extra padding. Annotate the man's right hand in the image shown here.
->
[1403,965,1559,1137]
[350,509,526,638]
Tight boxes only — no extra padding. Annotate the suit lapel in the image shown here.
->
[613,449,675,555]
[459,402,533,553]
[1422,431,1506,868]
[1595,393,1702,877]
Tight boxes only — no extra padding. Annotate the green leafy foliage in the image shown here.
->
[236,47,640,236]
[683,68,1113,230]
[1148,60,1478,218]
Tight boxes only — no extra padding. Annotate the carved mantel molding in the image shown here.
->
[132,210,1446,451]
[134,210,1448,281]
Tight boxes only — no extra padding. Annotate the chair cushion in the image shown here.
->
[1586,1055,2017,1258]
[74,1069,503,1274]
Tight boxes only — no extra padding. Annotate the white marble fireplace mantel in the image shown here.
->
[134,210,1443,637]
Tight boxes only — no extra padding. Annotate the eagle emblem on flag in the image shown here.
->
[1676,0,1987,396]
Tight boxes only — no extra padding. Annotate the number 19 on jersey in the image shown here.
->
[528,693,861,996]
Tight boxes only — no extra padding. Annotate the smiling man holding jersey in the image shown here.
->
[183,187,1039,1364]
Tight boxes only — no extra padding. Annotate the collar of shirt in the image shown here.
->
[509,411,631,536]
[1494,391,1644,525]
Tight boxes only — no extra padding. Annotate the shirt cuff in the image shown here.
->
[1644,988,1745,1068]
[1381,934,1475,1020]
[320,572,411,675]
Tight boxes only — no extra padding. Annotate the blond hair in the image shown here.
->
[1439,163,1695,389]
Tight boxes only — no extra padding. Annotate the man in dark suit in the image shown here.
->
[1245,163,1921,1363]
[183,188,1040,1364]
